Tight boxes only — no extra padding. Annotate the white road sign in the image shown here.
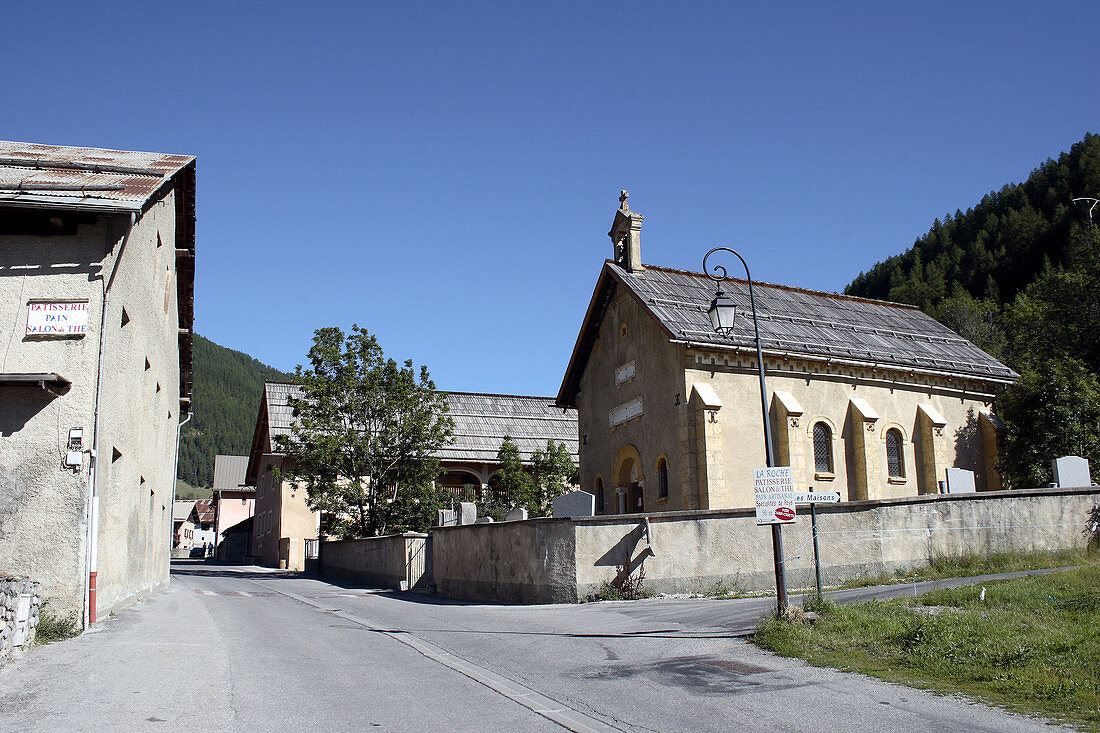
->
[793,492,841,504]
[753,466,797,525]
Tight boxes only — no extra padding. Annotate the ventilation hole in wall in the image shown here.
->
[112,447,122,462]
[156,232,162,248]
[120,308,130,327]
[168,410,172,421]
[140,475,145,484]
[156,382,161,393]
[145,357,151,371]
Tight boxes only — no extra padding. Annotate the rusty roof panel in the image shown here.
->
[0,141,194,212]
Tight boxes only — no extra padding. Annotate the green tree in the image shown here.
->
[479,436,531,521]
[529,440,579,517]
[273,325,453,538]
[996,357,1100,488]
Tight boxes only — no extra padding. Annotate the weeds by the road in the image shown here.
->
[34,602,80,644]
[754,561,1100,731]
[586,564,650,602]
[832,549,1088,591]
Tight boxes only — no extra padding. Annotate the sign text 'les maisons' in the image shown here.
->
[26,301,90,336]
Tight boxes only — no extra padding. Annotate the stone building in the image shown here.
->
[556,193,1015,514]
[0,141,195,624]
[246,382,577,569]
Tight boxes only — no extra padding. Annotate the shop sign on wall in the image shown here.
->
[26,300,90,337]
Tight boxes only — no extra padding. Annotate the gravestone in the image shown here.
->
[945,467,976,493]
[458,502,478,525]
[435,509,457,527]
[504,507,528,521]
[1052,456,1091,487]
[551,490,595,518]
[475,517,494,524]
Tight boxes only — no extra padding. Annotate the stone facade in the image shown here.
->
[558,194,1012,515]
[0,575,39,664]
[0,142,195,624]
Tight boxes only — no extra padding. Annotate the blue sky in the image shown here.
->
[3,2,1098,396]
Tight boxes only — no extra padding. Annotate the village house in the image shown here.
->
[0,141,195,624]
[556,193,1015,514]
[246,382,578,570]
[211,454,254,561]
[175,499,215,555]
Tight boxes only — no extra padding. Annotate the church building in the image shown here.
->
[556,193,1015,515]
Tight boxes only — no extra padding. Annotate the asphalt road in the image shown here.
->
[0,561,1070,732]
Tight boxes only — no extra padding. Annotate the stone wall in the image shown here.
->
[323,533,431,591]
[325,487,1098,604]
[0,575,40,665]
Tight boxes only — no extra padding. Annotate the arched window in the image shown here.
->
[594,477,605,514]
[886,428,905,478]
[812,422,833,473]
[657,457,669,499]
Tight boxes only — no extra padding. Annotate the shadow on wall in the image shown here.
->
[955,407,983,485]
[594,521,654,578]
[0,389,56,437]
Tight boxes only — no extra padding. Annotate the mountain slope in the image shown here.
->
[177,335,292,486]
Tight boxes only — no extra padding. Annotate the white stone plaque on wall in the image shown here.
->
[609,397,643,427]
[26,300,89,337]
[615,360,636,385]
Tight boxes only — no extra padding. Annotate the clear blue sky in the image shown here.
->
[4,2,1097,396]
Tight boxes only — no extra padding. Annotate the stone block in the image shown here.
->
[945,467,976,493]
[1052,456,1091,487]
[475,517,494,524]
[504,507,528,522]
[552,490,595,518]
[458,502,478,525]
[436,509,457,527]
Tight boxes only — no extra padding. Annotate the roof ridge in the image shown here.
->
[633,262,924,311]
[444,390,562,401]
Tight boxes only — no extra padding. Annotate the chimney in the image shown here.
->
[608,190,645,274]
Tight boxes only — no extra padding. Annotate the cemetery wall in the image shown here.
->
[322,487,1099,603]
[323,533,429,591]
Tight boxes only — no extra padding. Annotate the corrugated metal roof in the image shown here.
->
[257,384,577,464]
[173,500,197,522]
[212,455,249,490]
[0,141,194,213]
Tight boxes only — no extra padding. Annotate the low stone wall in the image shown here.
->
[0,575,40,665]
[323,533,430,591]
[317,488,1099,604]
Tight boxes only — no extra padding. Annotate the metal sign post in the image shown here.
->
[810,487,823,602]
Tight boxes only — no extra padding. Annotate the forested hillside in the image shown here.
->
[846,133,1100,486]
[177,335,292,486]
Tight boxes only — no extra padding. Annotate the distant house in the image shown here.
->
[556,193,1015,514]
[211,454,254,561]
[176,499,215,554]
[0,141,195,625]
[172,500,198,549]
[245,382,578,569]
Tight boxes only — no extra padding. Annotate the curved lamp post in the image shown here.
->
[702,247,789,613]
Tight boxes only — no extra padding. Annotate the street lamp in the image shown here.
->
[702,246,790,613]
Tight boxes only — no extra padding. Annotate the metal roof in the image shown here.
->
[212,455,249,490]
[252,383,577,467]
[558,261,1016,407]
[0,141,194,213]
[441,392,578,463]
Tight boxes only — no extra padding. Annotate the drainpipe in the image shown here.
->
[83,213,136,629]
[170,411,193,553]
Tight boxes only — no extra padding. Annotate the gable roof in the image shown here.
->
[441,392,577,463]
[557,261,1016,407]
[212,455,249,490]
[245,382,578,478]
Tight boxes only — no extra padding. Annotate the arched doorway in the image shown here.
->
[438,470,482,501]
[613,445,645,514]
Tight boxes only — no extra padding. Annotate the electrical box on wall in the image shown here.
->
[68,427,83,450]
[64,451,83,469]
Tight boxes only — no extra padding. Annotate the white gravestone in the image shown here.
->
[945,467,976,493]
[551,490,595,518]
[458,502,478,525]
[436,509,457,527]
[1052,456,1091,487]
[504,507,528,521]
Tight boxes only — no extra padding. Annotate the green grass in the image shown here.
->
[33,603,80,644]
[175,479,212,501]
[754,561,1100,730]
[831,549,1088,590]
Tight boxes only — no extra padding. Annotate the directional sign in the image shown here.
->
[793,492,841,504]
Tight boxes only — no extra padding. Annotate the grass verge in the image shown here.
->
[832,549,1088,590]
[754,560,1100,730]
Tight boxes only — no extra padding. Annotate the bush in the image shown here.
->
[34,602,79,644]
